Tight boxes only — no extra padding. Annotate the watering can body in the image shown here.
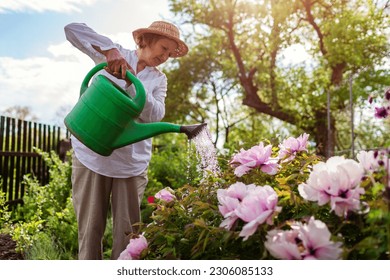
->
[65,63,205,156]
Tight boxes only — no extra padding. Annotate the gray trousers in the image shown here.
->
[71,155,148,260]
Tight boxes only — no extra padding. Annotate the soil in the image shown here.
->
[0,233,24,260]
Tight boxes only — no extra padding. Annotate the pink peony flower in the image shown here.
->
[361,149,389,191]
[230,142,279,177]
[264,229,302,260]
[236,185,282,240]
[218,183,281,240]
[357,150,381,173]
[217,182,256,230]
[374,106,389,118]
[278,133,309,161]
[385,88,390,101]
[217,195,241,230]
[265,217,343,260]
[155,187,175,202]
[118,235,148,260]
[293,217,343,259]
[298,156,365,217]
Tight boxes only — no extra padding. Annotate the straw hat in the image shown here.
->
[132,21,188,57]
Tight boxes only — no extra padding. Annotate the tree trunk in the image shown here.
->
[313,109,335,158]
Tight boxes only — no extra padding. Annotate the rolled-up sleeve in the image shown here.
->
[137,75,167,123]
[64,22,122,64]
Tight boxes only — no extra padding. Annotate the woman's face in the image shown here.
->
[139,38,178,67]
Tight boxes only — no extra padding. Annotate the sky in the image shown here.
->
[0,0,172,127]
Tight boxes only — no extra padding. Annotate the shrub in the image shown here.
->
[3,150,79,259]
[129,134,389,260]
[0,190,11,230]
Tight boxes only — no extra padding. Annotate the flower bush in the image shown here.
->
[120,131,390,260]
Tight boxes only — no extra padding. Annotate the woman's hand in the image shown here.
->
[93,46,134,86]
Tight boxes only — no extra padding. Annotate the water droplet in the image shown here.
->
[190,127,220,183]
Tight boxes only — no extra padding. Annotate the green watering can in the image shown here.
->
[64,62,206,156]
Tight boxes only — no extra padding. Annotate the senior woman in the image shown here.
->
[64,21,188,260]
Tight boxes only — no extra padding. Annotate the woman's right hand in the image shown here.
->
[93,46,135,85]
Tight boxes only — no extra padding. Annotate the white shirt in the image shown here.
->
[65,22,167,177]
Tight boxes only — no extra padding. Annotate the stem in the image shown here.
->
[333,218,345,235]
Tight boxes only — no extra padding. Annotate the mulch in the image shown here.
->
[0,233,24,260]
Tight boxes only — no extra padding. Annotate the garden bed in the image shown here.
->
[0,233,23,260]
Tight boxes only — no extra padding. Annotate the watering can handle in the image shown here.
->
[79,62,146,111]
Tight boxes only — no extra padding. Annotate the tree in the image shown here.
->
[168,0,390,157]
[2,106,37,121]
[164,48,255,146]
[163,19,289,148]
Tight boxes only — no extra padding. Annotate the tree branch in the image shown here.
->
[301,0,327,56]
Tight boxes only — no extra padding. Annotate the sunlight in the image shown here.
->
[279,44,313,67]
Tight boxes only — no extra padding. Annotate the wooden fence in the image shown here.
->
[0,116,69,206]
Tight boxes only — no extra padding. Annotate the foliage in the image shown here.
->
[0,190,11,230]
[22,232,63,260]
[1,150,79,259]
[136,135,389,260]
[166,0,390,156]
[2,87,389,260]
[1,132,388,260]
[147,141,199,192]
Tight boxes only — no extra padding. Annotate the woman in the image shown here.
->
[64,21,188,260]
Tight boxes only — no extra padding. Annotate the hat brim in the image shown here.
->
[132,28,188,58]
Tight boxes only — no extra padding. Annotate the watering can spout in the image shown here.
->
[180,123,207,139]
[113,122,208,149]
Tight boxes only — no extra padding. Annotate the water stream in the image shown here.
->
[188,126,220,183]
